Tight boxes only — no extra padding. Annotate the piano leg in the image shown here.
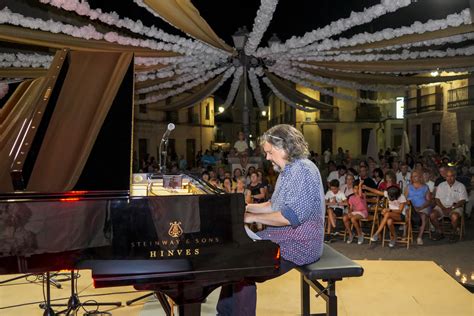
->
[178,302,201,316]
[156,292,173,316]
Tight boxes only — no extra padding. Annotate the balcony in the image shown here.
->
[356,105,381,121]
[319,106,339,121]
[405,92,443,115]
[448,85,474,110]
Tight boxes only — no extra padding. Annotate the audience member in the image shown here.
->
[234,131,249,155]
[396,162,412,192]
[406,170,432,245]
[366,185,407,248]
[430,168,467,241]
[248,172,266,203]
[325,179,348,236]
[344,180,368,245]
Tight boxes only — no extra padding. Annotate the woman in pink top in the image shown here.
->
[343,180,368,245]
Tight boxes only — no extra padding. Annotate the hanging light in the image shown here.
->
[430,69,439,77]
[232,26,249,50]
[268,33,281,48]
[218,106,225,113]
[261,110,267,116]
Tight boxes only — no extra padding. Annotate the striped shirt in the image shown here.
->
[257,158,325,265]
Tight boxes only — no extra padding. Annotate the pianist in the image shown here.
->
[217,124,325,315]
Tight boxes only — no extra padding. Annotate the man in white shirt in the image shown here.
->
[396,162,411,192]
[430,168,467,241]
[234,131,249,155]
[326,165,346,188]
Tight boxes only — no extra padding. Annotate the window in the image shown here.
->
[396,97,404,119]
[320,88,334,105]
[359,90,377,107]
[166,111,179,123]
[205,104,210,120]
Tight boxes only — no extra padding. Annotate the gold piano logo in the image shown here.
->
[168,221,183,238]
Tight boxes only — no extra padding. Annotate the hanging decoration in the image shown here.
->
[255,0,412,57]
[39,0,228,58]
[262,76,318,112]
[0,53,53,68]
[248,67,266,110]
[222,67,244,110]
[270,67,397,104]
[244,0,279,55]
[136,66,230,104]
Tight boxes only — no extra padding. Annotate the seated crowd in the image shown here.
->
[136,141,471,247]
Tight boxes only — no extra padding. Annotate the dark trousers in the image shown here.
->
[216,259,297,316]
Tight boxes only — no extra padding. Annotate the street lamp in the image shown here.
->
[232,27,251,147]
[267,33,281,48]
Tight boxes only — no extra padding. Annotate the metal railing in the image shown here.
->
[356,105,381,121]
[448,85,474,109]
[405,92,443,114]
[319,106,339,121]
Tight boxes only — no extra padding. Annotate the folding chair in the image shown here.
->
[382,203,413,249]
[347,195,381,244]
[440,205,466,241]
[325,206,347,241]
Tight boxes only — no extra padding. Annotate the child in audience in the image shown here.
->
[325,179,348,235]
[365,185,407,248]
[343,180,368,245]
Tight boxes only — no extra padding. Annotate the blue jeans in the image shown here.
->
[216,259,296,316]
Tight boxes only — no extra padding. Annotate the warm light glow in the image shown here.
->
[460,274,467,284]
[430,70,439,77]
[261,110,267,116]
[455,268,461,276]
[471,272,474,281]
[60,197,80,202]
[218,106,225,113]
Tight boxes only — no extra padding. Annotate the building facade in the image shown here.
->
[266,85,404,158]
[133,97,216,169]
[405,75,474,154]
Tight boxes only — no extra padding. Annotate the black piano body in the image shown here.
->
[0,188,280,305]
[0,49,281,313]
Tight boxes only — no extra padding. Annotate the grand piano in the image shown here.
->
[0,50,280,315]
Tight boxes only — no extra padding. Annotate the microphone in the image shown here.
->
[161,123,175,142]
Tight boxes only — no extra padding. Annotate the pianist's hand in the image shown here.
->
[244,212,255,224]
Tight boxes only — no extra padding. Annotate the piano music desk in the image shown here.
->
[297,244,363,316]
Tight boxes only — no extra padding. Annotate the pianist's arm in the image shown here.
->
[246,201,272,213]
[244,208,290,226]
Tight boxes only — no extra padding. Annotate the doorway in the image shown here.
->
[321,129,333,154]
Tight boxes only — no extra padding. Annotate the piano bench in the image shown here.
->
[296,244,363,316]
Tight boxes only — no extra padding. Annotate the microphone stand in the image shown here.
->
[158,137,168,174]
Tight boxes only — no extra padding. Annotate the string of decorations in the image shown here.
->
[221,66,244,110]
[136,66,231,104]
[38,0,228,58]
[244,0,279,56]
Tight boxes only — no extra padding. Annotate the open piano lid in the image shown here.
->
[0,49,134,193]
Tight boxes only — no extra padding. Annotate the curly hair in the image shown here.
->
[259,124,309,162]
